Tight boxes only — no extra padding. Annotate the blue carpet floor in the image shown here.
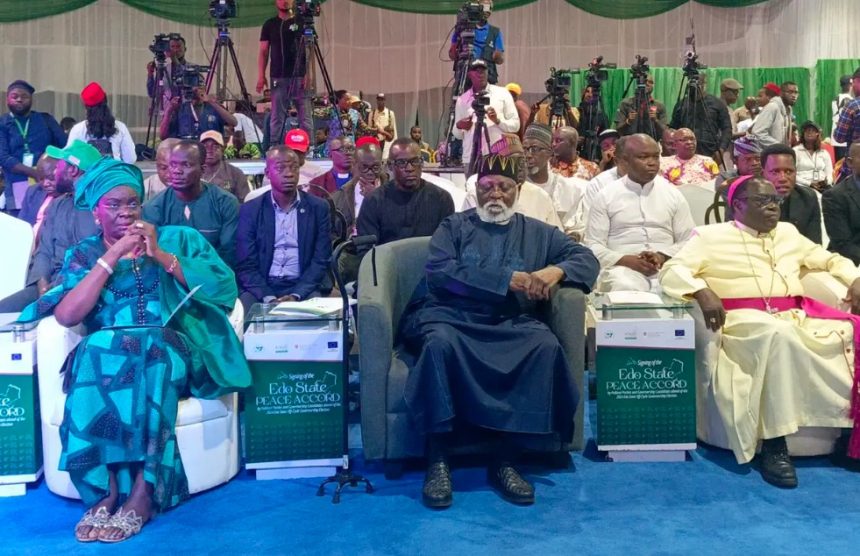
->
[3,402,860,555]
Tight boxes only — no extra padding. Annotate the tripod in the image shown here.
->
[442,29,476,167]
[467,103,492,177]
[205,19,251,107]
[622,73,657,140]
[277,23,341,158]
[533,92,577,130]
[674,73,723,162]
[317,235,376,504]
[144,56,168,149]
[580,87,609,162]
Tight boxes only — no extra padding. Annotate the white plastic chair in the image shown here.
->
[0,212,34,300]
[36,299,245,498]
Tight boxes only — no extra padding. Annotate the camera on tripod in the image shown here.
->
[174,65,211,101]
[457,2,487,30]
[296,0,322,28]
[545,67,572,96]
[630,54,650,80]
[149,33,182,61]
[209,0,237,20]
[683,51,706,79]
[471,90,490,113]
[584,56,616,90]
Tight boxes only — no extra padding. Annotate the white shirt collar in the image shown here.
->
[733,220,774,239]
[622,174,656,194]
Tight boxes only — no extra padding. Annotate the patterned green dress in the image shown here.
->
[20,230,250,511]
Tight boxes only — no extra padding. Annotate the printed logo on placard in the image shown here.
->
[0,385,25,418]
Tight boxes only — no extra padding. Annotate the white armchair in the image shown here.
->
[36,299,245,499]
[692,272,846,456]
[0,212,34,300]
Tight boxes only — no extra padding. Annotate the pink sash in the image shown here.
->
[722,296,860,459]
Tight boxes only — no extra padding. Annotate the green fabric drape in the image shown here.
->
[814,59,860,140]
[0,0,96,23]
[0,0,774,24]
[566,66,810,131]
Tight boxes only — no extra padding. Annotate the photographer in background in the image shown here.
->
[670,72,732,159]
[449,0,504,85]
[159,85,237,140]
[614,74,667,142]
[146,34,187,105]
[452,59,519,172]
[257,0,312,141]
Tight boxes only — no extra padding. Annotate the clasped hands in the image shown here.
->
[105,220,162,262]
[616,251,667,277]
[509,266,565,301]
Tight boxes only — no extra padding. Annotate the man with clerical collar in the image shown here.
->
[584,133,695,292]
[308,134,354,197]
[523,123,587,240]
[659,128,720,186]
[551,126,599,181]
[0,80,66,213]
[823,142,860,264]
[400,152,599,508]
[356,138,454,246]
[660,175,860,488]
[760,143,821,244]
[142,140,240,266]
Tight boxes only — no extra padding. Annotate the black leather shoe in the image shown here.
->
[488,463,535,505]
[759,437,798,489]
[422,457,453,509]
[830,435,860,472]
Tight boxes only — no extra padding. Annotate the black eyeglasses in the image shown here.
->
[331,145,355,154]
[523,146,550,154]
[390,157,423,169]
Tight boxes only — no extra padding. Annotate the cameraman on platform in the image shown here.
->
[146,34,187,105]
[670,72,732,159]
[448,0,504,85]
[614,74,667,142]
[159,86,237,140]
[452,59,519,171]
[257,0,312,139]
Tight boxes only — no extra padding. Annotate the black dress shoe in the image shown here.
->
[830,435,860,472]
[759,437,797,489]
[488,462,535,505]
[422,457,453,509]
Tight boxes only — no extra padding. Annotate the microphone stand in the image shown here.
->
[317,234,377,503]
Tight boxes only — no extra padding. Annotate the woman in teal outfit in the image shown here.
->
[19,158,251,543]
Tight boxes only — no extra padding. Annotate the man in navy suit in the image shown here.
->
[236,145,332,311]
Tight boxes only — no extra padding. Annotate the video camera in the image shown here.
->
[545,67,572,96]
[585,56,616,90]
[173,64,211,101]
[682,51,706,79]
[630,54,650,81]
[457,1,488,30]
[471,89,490,114]
[296,0,322,29]
[209,0,237,20]
[149,33,183,61]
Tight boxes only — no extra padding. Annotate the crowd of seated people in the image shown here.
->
[7,58,860,546]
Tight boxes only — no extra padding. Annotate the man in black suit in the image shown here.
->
[823,143,860,263]
[761,143,822,244]
[236,145,332,311]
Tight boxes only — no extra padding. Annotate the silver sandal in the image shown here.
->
[98,507,145,543]
[74,506,112,542]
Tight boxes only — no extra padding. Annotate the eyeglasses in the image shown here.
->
[738,194,784,208]
[523,146,550,154]
[331,145,355,154]
[390,157,423,169]
[99,200,141,212]
[359,163,383,173]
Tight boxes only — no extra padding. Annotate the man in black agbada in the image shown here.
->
[399,153,599,509]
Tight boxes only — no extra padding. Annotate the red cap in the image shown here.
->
[764,82,781,96]
[80,82,106,108]
[355,136,381,149]
[284,129,309,153]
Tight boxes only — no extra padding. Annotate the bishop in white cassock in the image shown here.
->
[660,175,860,488]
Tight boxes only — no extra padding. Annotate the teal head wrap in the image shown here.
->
[73,157,145,211]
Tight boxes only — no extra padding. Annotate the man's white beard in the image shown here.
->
[476,192,519,224]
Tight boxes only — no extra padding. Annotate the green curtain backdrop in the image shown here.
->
[565,66,811,130]
[814,59,860,139]
[0,0,96,23]
[0,0,771,24]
